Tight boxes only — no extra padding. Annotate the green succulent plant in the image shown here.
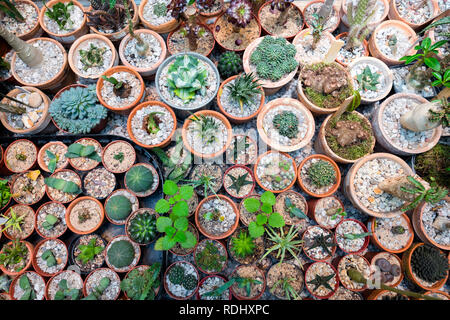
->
[0,240,29,272]
[411,244,448,283]
[65,143,102,162]
[44,1,74,31]
[345,0,379,50]
[230,229,255,258]
[284,197,307,219]
[105,195,132,221]
[306,159,337,188]
[77,238,104,265]
[44,177,81,194]
[153,2,167,17]
[125,165,154,193]
[270,276,300,300]
[305,233,337,256]
[400,176,448,211]
[107,240,135,269]
[182,274,198,291]
[120,263,161,300]
[189,114,221,146]
[307,273,335,292]
[227,171,253,195]
[41,249,57,268]
[195,241,226,273]
[217,51,243,79]
[261,225,303,267]
[225,73,261,113]
[168,265,185,285]
[272,111,299,139]
[18,275,36,300]
[356,66,380,92]
[128,211,157,244]
[42,214,59,231]
[79,43,107,71]
[0,208,26,234]
[54,279,80,300]
[49,85,108,134]
[82,277,110,300]
[0,179,11,208]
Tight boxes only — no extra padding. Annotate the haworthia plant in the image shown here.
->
[44,177,81,194]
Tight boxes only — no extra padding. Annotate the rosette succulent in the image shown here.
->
[226,0,253,28]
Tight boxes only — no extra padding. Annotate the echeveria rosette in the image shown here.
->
[226,0,253,28]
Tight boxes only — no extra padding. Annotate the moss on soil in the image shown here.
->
[414,143,450,189]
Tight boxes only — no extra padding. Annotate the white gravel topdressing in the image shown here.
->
[375,26,415,60]
[1,2,38,36]
[198,276,230,300]
[36,239,67,275]
[74,39,113,77]
[351,63,386,100]
[185,115,228,155]
[294,33,332,65]
[256,152,296,191]
[36,202,67,238]
[4,90,46,131]
[395,0,433,25]
[335,220,366,253]
[43,3,84,34]
[47,271,83,300]
[336,35,366,65]
[13,272,45,300]
[198,198,236,236]
[421,199,450,247]
[131,105,174,146]
[85,268,120,300]
[124,33,162,69]
[101,71,142,108]
[143,0,174,26]
[382,97,434,150]
[14,39,65,85]
[434,23,450,56]
[220,78,262,118]
[304,2,338,31]
[372,215,412,250]
[166,262,198,298]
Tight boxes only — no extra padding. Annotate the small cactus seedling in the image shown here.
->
[345,0,378,50]
[168,264,185,285]
[272,111,299,139]
[128,211,157,244]
[125,165,154,193]
[79,43,107,71]
[306,159,337,188]
[182,274,198,291]
[217,51,243,79]
[101,75,131,99]
[107,240,135,269]
[144,112,163,135]
[105,195,132,221]
[153,2,167,17]
[411,244,449,283]
[356,66,380,92]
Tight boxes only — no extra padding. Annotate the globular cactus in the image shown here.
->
[307,159,336,188]
[105,195,132,221]
[411,244,448,283]
[345,0,378,50]
[125,165,154,193]
[107,240,135,269]
[168,265,185,285]
[218,51,243,79]
[182,274,198,291]
[128,211,157,244]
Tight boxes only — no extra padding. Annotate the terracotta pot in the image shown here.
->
[123,265,161,299]
[11,37,71,92]
[0,240,33,276]
[273,190,309,226]
[37,141,69,173]
[182,109,232,159]
[97,65,146,115]
[127,101,177,149]
[124,162,159,198]
[32,238,68,278]
[412,197,450,251]
[343,153,414,218]
[257,98,315,152]
[163,261,199,300]
[372,93,442,156]
[2,204,35,240]
[44,270,83,300]
[367,214,414,253]
[302,226,337,262]
[243,36,299,96]
[45,169,81,204]
[35,201,67,239]
[304,261,339,299]
[315,111,376,164]
[253,150,297,194]
[366,289,410,300]
[335,254,371,292]
[11,0,43,40]
[334,218,370,255]
[258,1,305,39]
[169,222,199,257]
[368,20,418,66]
[105,235,141,273]
[9,271,46,300]
[65,196,105,235]
[196,275,231,300]
[195,194,240,240]
[217,75,265,124]
[104,189,140,226]
[223,165,256,199]
[83,268,121,300]
[402,242,448,291]
[388,0,439,30]
[335,32,369,67]
[119,29,167,79]
[68,33,119,83]
[340,0,389,28]
[167,22,215,57]
[297,62,354,115]
[4,138,38,173]
[39,0,88,45]
[307,196,345,229]
[230,265,266,300]
[227,134,258,166]
[67,137,103,171]
[303,0,340,33]
[0,87,51,135]
[101,140,136,174]
[125,208,159,246]
[138,0,180,33]
[193,239,228,275]
[297,154,341,198]
[10,170,45,206]
[421,291,450,300]
[367,251,404,287]
[87,0,139,42]
[292,28,336,66]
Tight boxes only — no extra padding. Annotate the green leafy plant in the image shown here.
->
[128,211,158,244]
[107,240,135,269]
[65,142,102,162]
[306,159,337,188]
[79,43,107,71]
[44,1,75,30]
[44,177,81,194]
[284,197,307,219]
[189,113,220,146]
[125,165,154,193]
[54,279,80,300]
[272,111,299,139]
[217,51,243,79]
[195,241,226,273]
[0,208,25,234]
[41,249,57,267]
[230,229,255,258]
[120,263,161,300]
[18,275,36,300]
[330,207,347,220]
[167,55,208,103]
[105,195,132,221]
[225,73,261,113]
[250,36,298,82]
[49,85,107,134]
[154,180,197,251]
[356,66,380,91]
[0,240,29,272]
[343,232,372,240]
[400,176,448,211]
[261,225,303,267]
[0,179,11,208]
[77,238,104,265]
[227,171,253,195]
[82,277,110,300]
[0,0,25,21]
[307,273,334,292]
[113,152,124,163]
[270,276,300,300]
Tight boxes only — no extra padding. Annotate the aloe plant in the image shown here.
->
[227,171,253,195]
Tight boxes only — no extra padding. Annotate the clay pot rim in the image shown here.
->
[257,98,315,152]
[334,218,370,255]
[223,164,256,199]
[101,140,136,174]
[4,138,38,173]
[34,201,68,239]
[96,65,145,113]
[217,75,265,123]
[138,0,179,30]
[168,221,199,256]
[119,29,167,72]
[32,238,68,277]
[275,189,309,226]
[304,261,339,299]
[67,137,102,171]
[193,238,228,275]
[65,196,105,235]
[368,251,404,287]
[182,109,232,159]
[11,37,68,88]
[377,93,443,154]
[127,100,177,149]
[124,208,159,246]
[230,264,266,300]
[336,253,371,292]
[335,32,369,67]
[227,134,258,166]
[196,0,224,17]
[11,0,41,39]
[9,270,45,300]
[302,225,337,262]
[10,170,45,206]
[388,0,439,30]
[124,162,160,198]
[68,33,117,80]
[195,194,240,240]
[253,150,298,194]
[257,1,305,39]
[45,168,81,204]
[39,0,87,38]
[163,260,199,300]
[37,141,69,173]
[297,154,341,198]
[303,0,340,33]
[423,290,450,300]
[309,196,345,229]
[0,240,33,276]
[104,235,141,273]
[196,274,231,300]
[104,189,141,226]
[82,267,121,299]
[368,214,415,253]
[0,87,50,134]
[166,22,216,57]
[44,270,83,300]
[2,204,35,241]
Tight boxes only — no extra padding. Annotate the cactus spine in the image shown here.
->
[345,0,378,50]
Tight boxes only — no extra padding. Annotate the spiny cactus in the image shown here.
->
[218,51,243,80]
[182,274,198,291]
[107,240,135,269]
[411,244,448,283]
[128,211,157,244]
[105,195,132,221]
[168,265,185,285]
[49,85,107,134]
[345,0,378,50]
[231,229,255,258]
[125,165,154,193]
[307,159,337,188]
[272,111,299,139]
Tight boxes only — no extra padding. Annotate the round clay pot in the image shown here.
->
[193,239,228,275]
[97,65,146,115]
[127,101,177,149]
[125,208,158,246]
[119,29,167,79]
[44,270,83,300]
[34,201,67,240]
[138,0,180,34]
[9,0,43,40]
[83,268,121,300]
[368,214,414,253]
[421,291,450,300]
[101,140,136,174]
[37,141,69,173]
[258,1,305,39]
[256,98,315,152]
[45,169,81,204]
[402,242,448,291]
[32,238,68,278]
[340,0,389,28]
[123,265,161,299]
[0,240,33,276]
[367,251,404,287]
[388,0,439,30]
[223,165,256,199]
[9,271,46,300]
[307,196,345,229]
[65,196,105,235]
[104,235,141,273]
[314,111,376,164]
[372,93,442,156]
[2,204,35,240]
[243,36,299,96]
[217,74,265,124]
[343,153,414,218]
[163,261,199,300]
[368,20,418,66]
[366,289,410,300]
[297,154,341,198]
[302,225,337,262]
[68,33,119,83]
[39,0,88,45]
[67,137,103,171]
[230,265,266,300]
[0,87,51,135]
[166,22,215,57]
[4,139,38,173]
[303,0,340,33]
[304,261,339,299]
[335,32,369,67]
[10,171,46,206]
[196,275,231,300]
[292,28,336,66]
[334,218,370,255]
[124,162,159,198]
[335,254,371,292]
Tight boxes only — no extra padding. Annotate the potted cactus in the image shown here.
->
[164,260,199,300]
[124,163,159,198]
[121,263,161,300]
[105,235,141,273]
[69,233,106,274]
[104,191,137,225]
[217,51,243,80]
[0,240,33,276]
[125,208,158,245]
[257,0,304,39]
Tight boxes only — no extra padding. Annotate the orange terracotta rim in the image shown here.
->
[101,140,136,174]
[39,0,87,38]
[368,214,414,253]
[124,162,159,198]
[193,239,228,275]
[223,165,256,199]
[4,138,38,173]
[304,261,339,299]
[422,291,450,300]
[127,101,177,149]
[32,238,68,278]
[68,137,102,171]
[303,0,340,32]
[9,271,45,300]
[298,154,341,197]
[82,268,121,299]
[182,110,232,159]
[45,169,81,204]
[0,240,33,276]
[164,261,199,300]
[10,171,45,206]
[104,235,141,273]
[35,201,67,239]
[369,251,404,287]
[138,0,179,32]
[335,32,369,66]
[389,0,439,30]
[123,265,161,299]
[14,0,41,39]
[336,254,371,292]
[275,189,308,226]
[302,225,336,262]
[125,208,159,246]
[253,150,297,194]
[366,289,409,300]
[217,75,265,123]
[2,204,35,241]
[230,265,266,300]
[51,84,88,134]
[167,22,216,57]
[308,196,344,229]
[37,141,69,173]
[195,194,240,240]
[196,275,231,300]
[169,222,199,256]
[45,270,82,300]
[334,218,370,255]
[96,65,145,113]
[65,196,105,235]
[104,189,141,226]
[258,1,305,39]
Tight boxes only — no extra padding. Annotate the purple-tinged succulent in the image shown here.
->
[226,0,253,28]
